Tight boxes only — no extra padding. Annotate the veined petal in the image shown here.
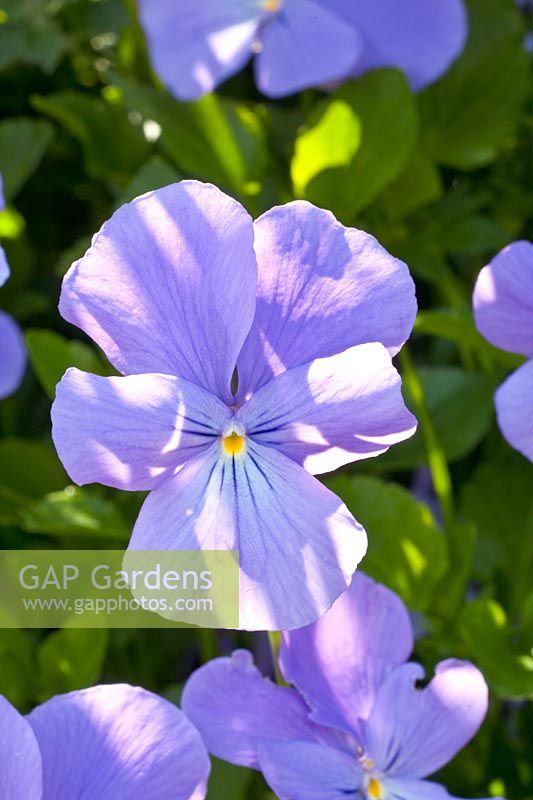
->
[0,311,26,400]
[0,696,42,800]
[363,661,488,779]
[255,0,362,98]
[384,777,503,800]
[128,441,367,631]
[323,0,468,91]
[138,0,262,101]
[27,684,210,800]
[258,739,363,800]
[238,343,416,474]
[60,181,257,402]
[182,650,345,769]
[280,573,414,737]
[236,202,416,398]
[495,360,533,461]
[0,244,8,287]
[473,241,533,358]
[52,368,231,491]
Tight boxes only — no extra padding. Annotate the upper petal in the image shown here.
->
[323,0,468,91]
[255,0,362,98]
[258,739,363,800]
[60,181,257,402]
[138,0,261,101]
[238,342,417,474]
[473,241,533,357]
[363,660,488,779]
[27,684,210,800]
[279,572,413,737]
[52,368,231,491]
[0,311,26,400]
[494,360,533,461]
[0,695,42,800]
[236,202,416,398]
[182,649,345,769]
[128,441,367,631]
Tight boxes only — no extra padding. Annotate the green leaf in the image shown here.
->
[0,438,67,498]
[0,1,65,73]
[379,150,443,219]
[460,598,533,699]
[117,155,180,205]
[38,628,109,701]
[32,90,151,185]
[25,328,111,399]
[0,118,54,200]
[419,0,529,169]
[326,475,448,611]
[0,628,34,709]
[207,758,254,800]
[291,70,418,220]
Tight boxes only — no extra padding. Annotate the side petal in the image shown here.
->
[0,311,26,400]
[236,202,416,397]
[138,0,261,101]
[494,360,533,461]
[52,368,231,491]
[255,0,362,98]
[473,241,533,357]
[60,181,257,402]
[0,244,9,286]
[27,684,210,800]
[384,778,503,800]
[0,696,42,800]
[258,740,363,800]
[182,650,345,769]
[239,342,416,474]
[280,572,413,737]
[324,0,468,91]
[364,661,488,779]
[128,441,367,631]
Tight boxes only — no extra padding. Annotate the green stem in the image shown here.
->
[399,347,455,532]
[197,628,218,663]
[268,631,284,685]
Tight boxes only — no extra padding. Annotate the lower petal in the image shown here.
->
[0,311,26,400]
[27,684,210,800]
[0,696,42,800]
[385,778,502,800]
[128,442,367,631]
[495,360,533,461]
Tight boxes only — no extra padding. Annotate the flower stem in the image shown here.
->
[268,631,284,685]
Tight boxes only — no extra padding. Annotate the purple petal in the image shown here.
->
[0,173,5,211]
[473,241,533,357]
[238,343,416,474]
[384,778,502,800]
[0,245,9,287]
[0,696,42,800]
[280,572,413,737]
[255,0,362,98]
[138,0,261,101]
[494,360,533,461]
[182,650,345,769]
[324,0,468,91]
[236,201,416,398]
[363,660,488,778]
[52,368,231,490]
[0,311,26,400]
[60,181,257,403]
[27,684,210,800]
[258,739,363,800]
[128,441,367,631]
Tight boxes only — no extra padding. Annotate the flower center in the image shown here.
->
[222,431,245,456]
[367,778,383,799]
[263,0,281,12]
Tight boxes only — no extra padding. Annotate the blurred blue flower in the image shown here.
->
[52,180,417,631]
[0,175,26,400]
[474,240,533,461]
[0,683,210,799]
[138,0,468,100]
[183,572,501,800]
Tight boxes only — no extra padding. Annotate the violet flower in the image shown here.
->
[473,241,533,461]
[0,175,26,400]
[182,573,500,800]
[138,0,468,100]
[0,683,210,799]
[52,180,417,631]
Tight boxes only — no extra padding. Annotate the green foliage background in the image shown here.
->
[0,0,531,797]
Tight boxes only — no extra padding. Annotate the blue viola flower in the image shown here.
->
[0,683,210,799]
[138,0,468,100]
[183,572,500,800]
[0,175,26,400]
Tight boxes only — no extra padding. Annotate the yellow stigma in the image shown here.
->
[263,0,281,12]
[368,778,383,799]
[222,432,245,456]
